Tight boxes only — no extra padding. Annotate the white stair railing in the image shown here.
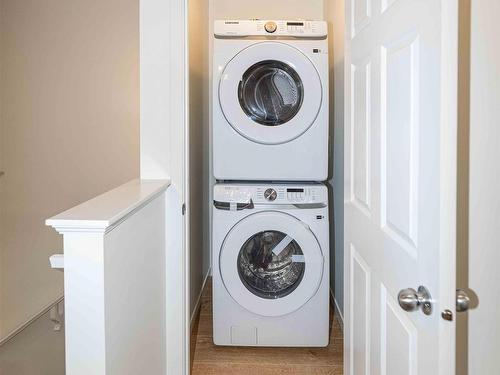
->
[46,179,170,375]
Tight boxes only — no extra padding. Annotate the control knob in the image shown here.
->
[264,188,277,201]
[264,21,278,33]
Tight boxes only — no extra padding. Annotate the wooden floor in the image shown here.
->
[191,279,344,375]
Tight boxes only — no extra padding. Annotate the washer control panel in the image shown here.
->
[214,20,328,38]
[214,184,328,205]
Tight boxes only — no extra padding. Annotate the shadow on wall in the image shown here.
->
[325,0,346,318]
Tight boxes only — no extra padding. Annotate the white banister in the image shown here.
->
[46,179,170,375]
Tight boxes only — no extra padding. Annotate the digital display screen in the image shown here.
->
[287,22,304,26]
[287,188,304,193]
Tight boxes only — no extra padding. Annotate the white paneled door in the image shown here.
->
[344,0,458,374]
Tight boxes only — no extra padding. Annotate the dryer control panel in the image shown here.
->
[214,184,328,205]
[214,20,328,38]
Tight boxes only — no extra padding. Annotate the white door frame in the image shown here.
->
[467,0,500,372]
[140,0,190,374]
[438,0,460,371]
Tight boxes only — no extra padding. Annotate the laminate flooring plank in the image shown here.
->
[192,363,343,375]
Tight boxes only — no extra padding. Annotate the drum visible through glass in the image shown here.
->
[237,230,305,299]
[238,60,304,126]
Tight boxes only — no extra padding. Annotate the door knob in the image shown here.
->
[456,289,470,312]
[398,286,432,315]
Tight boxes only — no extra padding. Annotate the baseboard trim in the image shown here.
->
[330,289,344,331]
[190,267,211,332]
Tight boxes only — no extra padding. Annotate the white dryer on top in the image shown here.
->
[213,20,329,181]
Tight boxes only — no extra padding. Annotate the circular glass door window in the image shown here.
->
[237,230,305,299]
[238,60,304,126]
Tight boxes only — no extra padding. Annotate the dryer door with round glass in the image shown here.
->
[219,42,322,145]
[219,211,324,317]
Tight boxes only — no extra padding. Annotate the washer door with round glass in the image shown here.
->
[219,42,322,145]
[219,211,324,317]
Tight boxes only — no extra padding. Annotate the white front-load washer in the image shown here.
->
[212,183,329,347]
[213,20,329,181]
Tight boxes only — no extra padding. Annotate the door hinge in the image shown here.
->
[182,203,186,216]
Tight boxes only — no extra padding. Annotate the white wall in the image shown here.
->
[140,0,185,192]
[0,0,140,338]
[104,194,166,375]
[468,0,500,372]
[140,3,189,374]
[140,0,208,328]
[324,0,345,317]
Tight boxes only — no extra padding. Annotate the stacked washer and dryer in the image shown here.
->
[212,19,330,347]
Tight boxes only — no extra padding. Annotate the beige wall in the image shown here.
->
[0,0,139,337]
[456,0,470,373]
[212,0,324,19]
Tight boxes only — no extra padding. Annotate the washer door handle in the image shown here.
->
[213,199,254,211]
